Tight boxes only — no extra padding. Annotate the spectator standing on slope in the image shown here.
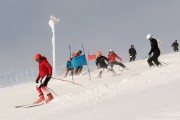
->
[64,58,73,78]
[171,40,179,52]
[129,45,137,62]
[73,50,83,75]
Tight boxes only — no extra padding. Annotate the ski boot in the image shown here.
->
[34,94,45,104]
[45,93,54,103]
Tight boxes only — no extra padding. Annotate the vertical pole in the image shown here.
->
[49,16,59,76]
[69,45,74,83]
[81,44,91,80]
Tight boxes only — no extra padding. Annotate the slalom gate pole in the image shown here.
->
[52,77,83,86]
[82,43,91,80]
[69,44,74,83]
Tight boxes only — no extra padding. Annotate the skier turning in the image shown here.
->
[96,51,116,77]
[108,50,128,70]
[146,34,162,67]
[34,54,54,104]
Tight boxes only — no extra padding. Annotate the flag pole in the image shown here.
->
[69,45,74,83]
[82,44,91,80]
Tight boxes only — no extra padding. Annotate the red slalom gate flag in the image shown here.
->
[88,55,96,60]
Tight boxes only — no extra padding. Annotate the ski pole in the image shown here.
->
[52,77,83,87]
[47,87,59,97]
[143,55,149,59]
[159,60,168,65]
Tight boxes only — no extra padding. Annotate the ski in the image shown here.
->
[14,102,44,108]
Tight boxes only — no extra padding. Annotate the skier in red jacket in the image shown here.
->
[34,54,54,104]
[108,50,127,70]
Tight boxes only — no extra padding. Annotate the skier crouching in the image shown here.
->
[96,51,116,77]
[34,54,54,104]
[108,50,128,70]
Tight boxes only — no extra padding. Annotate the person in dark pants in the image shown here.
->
[108,50,128,70]
[96,51,116,77]
[171,40,179,52]
[64,58,74,78]
[73,50,83,75]
[146,34,162,67]
[129,45,137,62]
[34,54,54,103]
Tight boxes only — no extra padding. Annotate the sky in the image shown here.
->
[0,0,180,73]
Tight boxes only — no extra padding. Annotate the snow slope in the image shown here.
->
[0,52,180,120]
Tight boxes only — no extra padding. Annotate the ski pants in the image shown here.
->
[110,61,126,69]
[74,66,83,75]
[130,55,136,62]
[147,52,162,67]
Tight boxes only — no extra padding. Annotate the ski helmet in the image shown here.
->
[34,54,41,60]
[97,51,102,56]
[146,34,153,40]
[109,49,114,53]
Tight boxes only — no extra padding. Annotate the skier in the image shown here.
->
[96,51,116,77]
[73,50,83,75]
[129,45,137,62]
[34,54,54,104]
[108,50,127,70]
[64,58,73,78]
[146,34,162,67]
[171,40,179,52]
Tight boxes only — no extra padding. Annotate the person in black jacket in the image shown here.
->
[96,51,116,77]
[146,34,162,67]
[129,45,137,62]
[171,40,179,52]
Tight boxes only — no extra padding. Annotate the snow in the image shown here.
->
[0,52,180,120]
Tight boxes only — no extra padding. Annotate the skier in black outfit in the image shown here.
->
[96,51,116,77]
[129,45,137,62]
[171,40,179,52]
[146,34,162,67]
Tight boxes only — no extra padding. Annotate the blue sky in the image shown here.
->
[0,0,180,72]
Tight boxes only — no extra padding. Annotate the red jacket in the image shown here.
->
[37,57,52,79]
[108,53,122,63]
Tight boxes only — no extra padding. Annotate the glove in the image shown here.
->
[35,79,39,83]
[47,74,52,79]
[120,58,123,62]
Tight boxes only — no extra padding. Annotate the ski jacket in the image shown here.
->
[171,42,179,50]
[149,38,160,55]
[37,57,52,79]
[108,53,122,63]
[96,56,109,68]
[129,48,137,56]
[66,61,72,69]
[73,52,82,57]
